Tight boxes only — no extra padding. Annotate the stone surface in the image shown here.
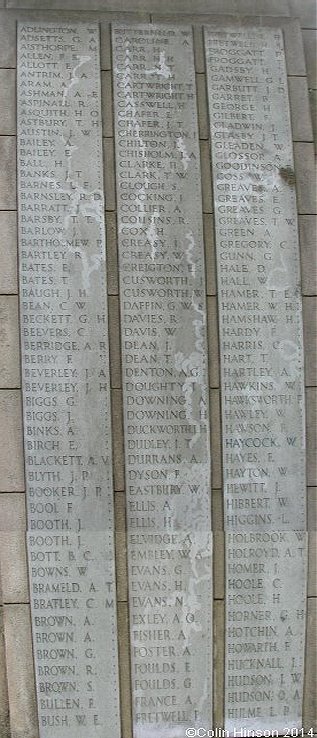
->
[101,70,114,137]
[106,211,119,295]
[207,296,220,387]
[0,391,24,491]
[212,489,224,600]
[3,0,255,11]
[196,73,209,140]
[100,22,112,70]
[111,388,125,491]
[204,213,217,295]
[303,597,317,732]
[0,297,20,389]
[303,297,317,385]
[0,70,16,135]
[200,139,213,213]
[210,388,222,490]
[205,25,307,731]
[114,491,128,602]
[0,213,18,295]
[288,0,317,29]
[0,533,29,604]
[103,137,116,210]
[17,23,120,738]
[303,29,317,88]
[0,493,25,531]
[117,603,132,738]
[0,609,10,738]
[308,486,317,531]
[306,388,317,486]
[0,137,16,210]
[294,142,317,213]
[213,599,224,729]
[288,76,314,141]
[0,11,16,67]
[194,26,205,74]
[108,295,122,388]
[3,604,39,738]
[309,88,317,147]
[299,215,317,295]
[283,18,307,76]
[113,24,212,736]
[308,532,317,596]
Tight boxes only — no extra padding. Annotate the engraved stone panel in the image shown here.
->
[205,25,307,732]
[17,23,120,738]
[113,24,212,737]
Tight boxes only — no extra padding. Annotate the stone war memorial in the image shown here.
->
[0,0,316,737]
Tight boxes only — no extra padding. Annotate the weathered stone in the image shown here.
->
[196,73,209,139]
[303,29,317,88]
[207,296,220,387]
[193,25,205,74]
[106,211,119,295]
[308,486,317,532]
[289,76,314,141]
[303,297,317,385]
[0,137,16,210]
[111,389,125,491]
[200,139,213,213]
[303,597,317,732]
[238,0,290,13]
[299,215,317,295]
[0,534,28,605]
[113,24,212,736]
[0,11,16,67]
[309,89,317,148]
[101,70,114,137]
[0,391,24,492]
[213,489,224,600]
[3,605,39,738]
[0,213,17,295]
[294,142,317,213]
[115,492,128,602]
[308,532,317,596]
[307,388,317,486]
[0,70,16,135]
[117,603,132,738]
[288,0,317,29]
[0,493,25,531]
[103,137,116,211]
[210,388,222,490]
[17,23,120,738]
[100,22,112,70]
[6,0,239,11]
[284,19,306,74]
[204,214,217,295]
[108,296,122,389]
[0,609,10,738]
[213,600,224,730]
[0,297,20,389]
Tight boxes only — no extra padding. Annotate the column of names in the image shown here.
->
[113,24,212,738]
[205,25,307,732]
[17,23,120,738]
